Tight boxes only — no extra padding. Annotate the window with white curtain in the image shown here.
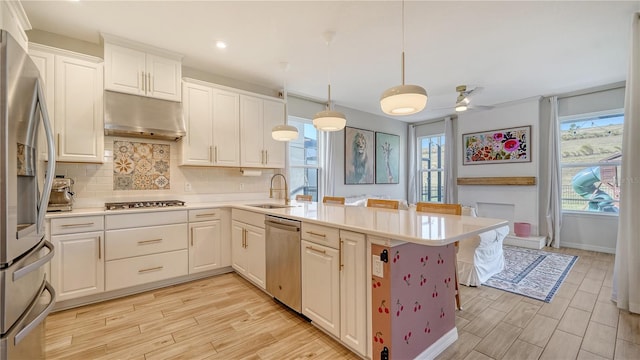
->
[287,116,320,201]
[559,110,623,213]
[418,134,446,202]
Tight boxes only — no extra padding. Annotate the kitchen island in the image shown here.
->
[46,200,507,359]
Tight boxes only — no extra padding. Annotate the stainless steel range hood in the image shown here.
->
[104,91,185,141]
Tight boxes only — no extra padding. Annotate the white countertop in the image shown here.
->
[46,200,508,246]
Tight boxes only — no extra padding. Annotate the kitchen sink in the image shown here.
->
[246,204,293,209]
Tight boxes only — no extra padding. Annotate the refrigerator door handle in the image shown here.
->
[14,280,56,346]
[12,240,54,282]
[34,80,56,233]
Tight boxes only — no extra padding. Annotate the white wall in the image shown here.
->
[456,99,541,235]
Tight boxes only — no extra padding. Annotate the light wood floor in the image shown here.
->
[45,247,640,360]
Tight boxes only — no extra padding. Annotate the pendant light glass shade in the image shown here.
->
[313,110,346,132]
[380,84,427,115]
[271,124,299,141]
[454,92,469,112]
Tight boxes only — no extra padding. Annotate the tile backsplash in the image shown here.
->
[113,140,171,190]
[54,137,276,208]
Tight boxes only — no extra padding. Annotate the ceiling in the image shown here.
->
[22,1,640,122]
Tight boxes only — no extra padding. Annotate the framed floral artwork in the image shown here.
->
[345,126,375,184]
[462,126,531,165]
[375,132,400,184]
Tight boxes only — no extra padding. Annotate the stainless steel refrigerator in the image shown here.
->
[0,30,56,359]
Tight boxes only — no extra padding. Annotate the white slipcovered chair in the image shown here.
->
[457,206,510,286]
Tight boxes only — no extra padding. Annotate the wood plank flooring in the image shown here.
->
[45,247,640,359]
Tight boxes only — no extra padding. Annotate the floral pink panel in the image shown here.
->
[371,242,456,360]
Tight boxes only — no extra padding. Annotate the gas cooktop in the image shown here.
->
[105,200,186,211]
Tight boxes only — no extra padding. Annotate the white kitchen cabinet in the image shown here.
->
[180,80,240,167]
[50,216,105,302]
[239,94,285,168]
[189,210,223,274]
[29,46,55,161]
[104,210,188,291]
[339,230,367,356]
[301,239,340,337]
[54,52,104,163]
[231,211,266,289]
[104,38,182,102]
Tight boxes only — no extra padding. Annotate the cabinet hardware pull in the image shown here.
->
[243,229,247,248]
[137,239,162,245]
[98,236,102,260]
[209,146,213,162]
[339,239,343,271]
[141,72,145,92]
[306,246,326,255]
[214,146,218,163]
[61,222,94,227]
[138,266,163,274]
[190,227,194,247]
[306,231,326,238]
[195,213,216,217]
[148,73,152,93]
[260,150,264,164]
[56,133,61,155]
[143,72,147,92]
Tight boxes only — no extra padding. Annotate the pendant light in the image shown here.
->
[272,62,299,141]
[380,0,427,116]
[313,31,346,132]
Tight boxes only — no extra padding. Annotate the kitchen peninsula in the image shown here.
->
[46,200,507,360]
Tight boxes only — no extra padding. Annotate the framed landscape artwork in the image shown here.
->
[375,132,400,184]
[462,126,531,165]
[344,126,375,184]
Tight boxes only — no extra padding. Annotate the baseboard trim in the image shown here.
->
[561,242,616,254]
[504,235,546,249]
[415,327,458,360]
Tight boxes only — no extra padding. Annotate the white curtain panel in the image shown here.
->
[407,125,418,204]
[443,116,455,203]
[613,12,640,314]
[545,96,562,247]
[321,130,335,198]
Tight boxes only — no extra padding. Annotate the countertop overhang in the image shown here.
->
[46,200,509,246]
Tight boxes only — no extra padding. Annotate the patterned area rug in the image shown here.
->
[484,246,578,303]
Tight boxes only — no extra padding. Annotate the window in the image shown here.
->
[418,134,445,202]
[288,117,320,201]
[560,111,623,213]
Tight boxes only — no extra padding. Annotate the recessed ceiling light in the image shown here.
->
[215,41,227,49]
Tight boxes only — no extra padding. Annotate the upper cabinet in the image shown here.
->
[29,47,55,161]
[0,1,30,51]
[240,95,285,168]
[103,34,182,102]
[179,79,240,167]
[30,44,104,163]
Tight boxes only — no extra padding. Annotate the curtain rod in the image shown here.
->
[410,115,455,127]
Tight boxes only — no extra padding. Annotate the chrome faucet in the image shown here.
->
[269,173,290,205]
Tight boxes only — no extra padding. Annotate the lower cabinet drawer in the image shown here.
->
[105,223,187,260]
[105,250,188,291]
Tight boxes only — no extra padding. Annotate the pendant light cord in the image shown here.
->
[327,36,332,110]
[401,0,405,86]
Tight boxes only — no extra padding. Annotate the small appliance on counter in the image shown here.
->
[47,177,74,212]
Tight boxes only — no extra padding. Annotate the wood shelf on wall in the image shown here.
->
[456,176,537,186]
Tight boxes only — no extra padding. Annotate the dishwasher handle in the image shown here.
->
[265,220,300,232]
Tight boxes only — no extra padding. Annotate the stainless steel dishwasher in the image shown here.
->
[265,215,302,313]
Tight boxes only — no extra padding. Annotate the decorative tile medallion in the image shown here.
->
[113,140,170,190]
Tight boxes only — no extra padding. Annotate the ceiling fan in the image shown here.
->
[433,85,493,112]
